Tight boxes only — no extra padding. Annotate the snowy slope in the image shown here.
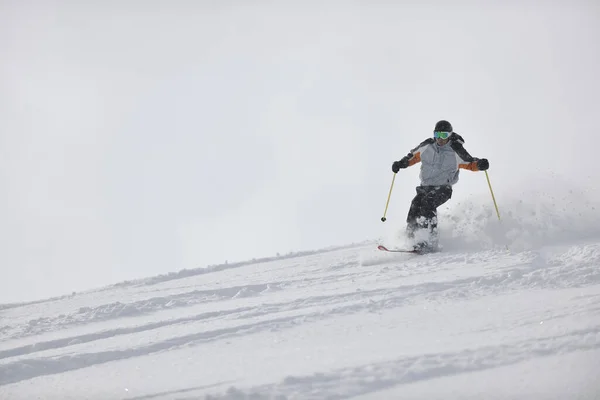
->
[1,194,600,399]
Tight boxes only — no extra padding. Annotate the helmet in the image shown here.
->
[434,120,453,132]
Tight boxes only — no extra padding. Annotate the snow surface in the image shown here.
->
[1,194,600,399]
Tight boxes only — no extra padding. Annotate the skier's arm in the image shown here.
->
[392,138,433,172]
[401,151,423,167]
[451,140,489,171]
[407,138,436,166]
[458,161,483,171]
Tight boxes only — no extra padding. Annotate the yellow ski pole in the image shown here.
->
[485,170,509,251]
[381,173,396,222]
[485,170,501,221]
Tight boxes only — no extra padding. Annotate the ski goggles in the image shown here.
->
[434,131,451,139]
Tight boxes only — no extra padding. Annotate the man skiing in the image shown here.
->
[391,120,489,252]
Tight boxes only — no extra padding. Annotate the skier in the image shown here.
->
[391,120,489,252]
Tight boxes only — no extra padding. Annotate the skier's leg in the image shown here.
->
[421,186,452,221]
[423,186,453,247]
[412,186,452,250]
[406,187,426,238]
[434,185,453,207]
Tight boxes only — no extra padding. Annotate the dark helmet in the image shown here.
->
[434,120,453,132]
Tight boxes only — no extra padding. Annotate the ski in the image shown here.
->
[377,244,440,254]
[377,245,420,253]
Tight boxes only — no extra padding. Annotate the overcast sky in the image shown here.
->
[1,1,599,303]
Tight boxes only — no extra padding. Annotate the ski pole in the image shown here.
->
[485,171,501,221]
[381,173,396,222]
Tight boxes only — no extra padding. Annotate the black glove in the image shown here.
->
[392,157,410,173]
[476,158,489,171]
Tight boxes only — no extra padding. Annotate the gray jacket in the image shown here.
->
[405,134,480,187]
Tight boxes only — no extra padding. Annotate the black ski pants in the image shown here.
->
[406,185,453,235]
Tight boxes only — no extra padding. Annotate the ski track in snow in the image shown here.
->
[202,327,600,400]
[1,240,600,399]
